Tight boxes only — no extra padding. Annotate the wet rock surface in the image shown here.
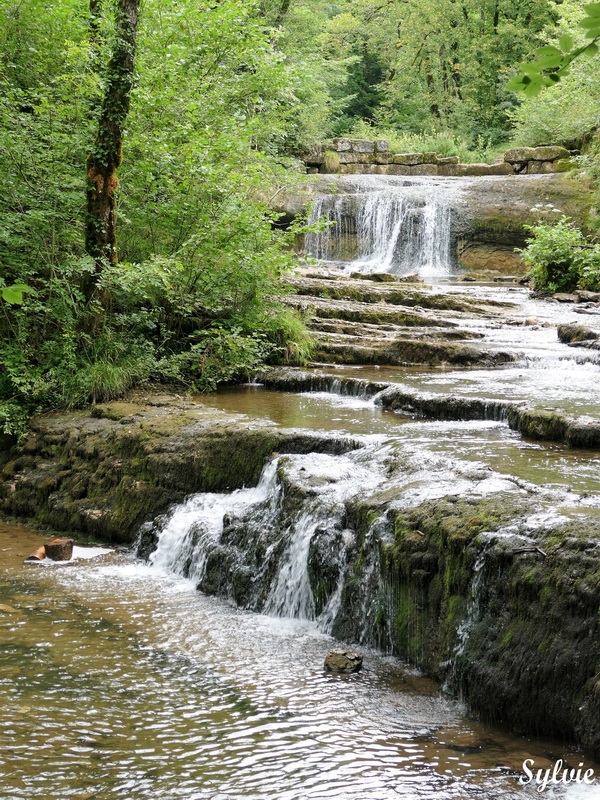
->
[282,272,516,367]
[138,434,600,758]
[557,323,598,344]
[324,649,363,673]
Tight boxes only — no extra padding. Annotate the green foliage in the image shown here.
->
[507,2,600,97]
[321,149,340,173]
[0,0,316,431]
[156,328,270,393]
[345,121,505,163]
[322,0,559,145]
[330,47,385,134]
[262,310,315,366]
[508,1,600,148]
[0,401,30,440]
[518,217,600,292]
[0,284,34,305]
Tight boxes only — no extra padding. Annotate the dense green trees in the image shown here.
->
[321,0,562,143]
[0,0,316,434]
[1,0,599,435]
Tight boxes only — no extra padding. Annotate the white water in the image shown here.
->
[149,460,281,583]
[144,433,593,638]
[304,175,468,277]
[148,449,389,630]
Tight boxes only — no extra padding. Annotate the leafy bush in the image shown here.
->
[155,328,270,393]
[518,217,600,292]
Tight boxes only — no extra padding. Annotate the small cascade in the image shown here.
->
[304,175,467,277]
[142,449,389,630]
[264,511,320,620]
[148,460,281,582]
[141,438,536,645]
[454,544,489,658]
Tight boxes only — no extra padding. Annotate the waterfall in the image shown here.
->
[142,448,394,633]
[148,460,281,583]
[304,175,467,278]
[140,439,523,641]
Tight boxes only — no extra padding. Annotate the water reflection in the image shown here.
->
[197,387,600,496]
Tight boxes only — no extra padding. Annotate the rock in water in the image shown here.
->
[24,546,47,562]
[43,538,74,561]
[557,323,598,344]
[324,649,363,673]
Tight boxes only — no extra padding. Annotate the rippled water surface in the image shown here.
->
[198,387,600,495]
[1,524,598,800]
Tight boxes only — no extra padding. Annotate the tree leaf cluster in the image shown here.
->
[506,2,600,96]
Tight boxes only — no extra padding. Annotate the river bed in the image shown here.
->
[2,271,600,797]
[1,523,598,800]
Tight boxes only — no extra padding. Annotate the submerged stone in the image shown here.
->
[324,649,363,673]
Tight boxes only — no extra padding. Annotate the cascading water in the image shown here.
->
[144,450,389,632]
[304,175,468,278]
[141,438,542,644]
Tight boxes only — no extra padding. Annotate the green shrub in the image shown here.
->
[518,216,600,292]
[0,401,30,440]
[155,328,270,393]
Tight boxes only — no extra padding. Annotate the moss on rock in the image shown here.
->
[0,395,360,544]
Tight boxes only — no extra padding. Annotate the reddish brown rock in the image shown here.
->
[24,546,47,562]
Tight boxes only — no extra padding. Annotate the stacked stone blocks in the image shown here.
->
[304,139,575,177]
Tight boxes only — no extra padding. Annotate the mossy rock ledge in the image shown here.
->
[0,394,359,543]
[336,492,600,760]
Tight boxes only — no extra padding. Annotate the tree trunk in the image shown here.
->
[274,0,293,26]
[84,0,140,298]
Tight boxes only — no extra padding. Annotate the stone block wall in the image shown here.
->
[303,139,576,177]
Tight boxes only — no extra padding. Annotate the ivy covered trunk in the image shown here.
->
[84,0,140,297]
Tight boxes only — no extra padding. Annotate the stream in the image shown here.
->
[1,523,598,800]
[2,177,600,799]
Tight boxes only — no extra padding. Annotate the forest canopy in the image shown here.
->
[0,0,598,435]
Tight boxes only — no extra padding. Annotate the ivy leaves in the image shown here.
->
[506,3,600,96]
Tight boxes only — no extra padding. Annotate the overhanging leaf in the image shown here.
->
[0,283,34,305]
[522,78,545,97]
[505,75,529,91]
[559,34,574,51]
[1,287,24,304]
[578,16,600,32]
[535,54,564,69]
[535,45,562,57]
